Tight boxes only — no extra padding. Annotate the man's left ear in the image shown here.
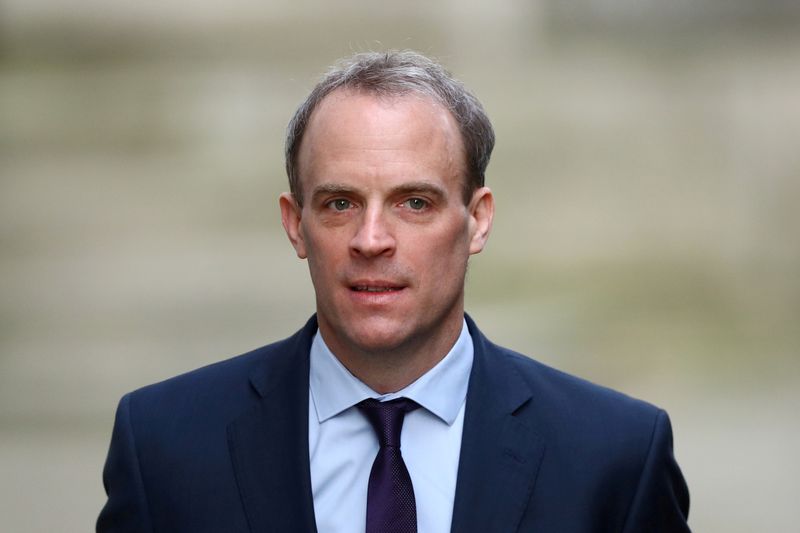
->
[467,186,494,255]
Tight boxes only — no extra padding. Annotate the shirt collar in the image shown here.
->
[309,319,473,426]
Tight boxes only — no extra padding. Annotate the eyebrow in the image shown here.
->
[310,184,357,201]
[389,181,447,200]
[310,181,448,203]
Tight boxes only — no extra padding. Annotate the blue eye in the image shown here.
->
[406,198,427,210]
[330,199,351,211]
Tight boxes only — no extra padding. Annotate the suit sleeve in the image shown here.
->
[96,393,154,533]
[621,409,691,533]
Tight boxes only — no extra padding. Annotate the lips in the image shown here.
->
[348,280,406,293]
[350,285,403,292]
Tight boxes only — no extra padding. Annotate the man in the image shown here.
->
[98,51,690,532]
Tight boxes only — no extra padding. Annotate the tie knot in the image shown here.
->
[358,398,419,448]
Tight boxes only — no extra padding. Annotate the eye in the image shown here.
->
[404,198,428,210]
[327,199,352,211]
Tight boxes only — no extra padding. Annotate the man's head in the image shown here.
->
[280,51,495,389]
[285,51,495,206]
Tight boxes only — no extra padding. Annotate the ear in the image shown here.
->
[467,186,494,255]
[279,192,307,259]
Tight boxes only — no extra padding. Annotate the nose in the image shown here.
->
[349,206,395,258]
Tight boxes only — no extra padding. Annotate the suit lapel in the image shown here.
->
[225,315,545,532]
[227,318,318,533]
[450,316,546,533]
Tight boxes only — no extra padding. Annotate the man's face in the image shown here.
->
[280,90,493,362]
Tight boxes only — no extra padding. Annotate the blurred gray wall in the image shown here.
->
[1,1,798,530]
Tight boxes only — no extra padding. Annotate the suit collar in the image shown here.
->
[227,316,319,533]
[246,315,318,399]
[450,315,546,533]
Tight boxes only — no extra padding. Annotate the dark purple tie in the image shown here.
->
[358,398,420,533]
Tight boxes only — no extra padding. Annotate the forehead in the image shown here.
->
[296,89,466,190]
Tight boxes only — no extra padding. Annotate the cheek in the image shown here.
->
[303,229,347,282]
[302,225,332,260]
[303,220,351,250]
[415,226,470,272]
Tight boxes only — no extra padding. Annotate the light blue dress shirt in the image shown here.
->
[308,319,474,533]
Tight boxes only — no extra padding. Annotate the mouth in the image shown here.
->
[350,285,404,293]
[348,280,407,294]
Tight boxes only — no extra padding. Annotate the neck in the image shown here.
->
[318,315,464,394]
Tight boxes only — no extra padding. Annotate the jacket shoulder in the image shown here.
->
[131,337,285,404]
[124,317,315,425]
[506,345,660,418]
[478,336,665,453]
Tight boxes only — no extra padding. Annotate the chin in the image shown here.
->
[347,325,411,355]
[347,320,409,353]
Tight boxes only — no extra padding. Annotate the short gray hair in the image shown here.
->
[284,50,495,205]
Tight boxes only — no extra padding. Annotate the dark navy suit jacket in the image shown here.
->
[97,315,690,532]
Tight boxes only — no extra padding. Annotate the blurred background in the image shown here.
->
[1,0,798,530]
